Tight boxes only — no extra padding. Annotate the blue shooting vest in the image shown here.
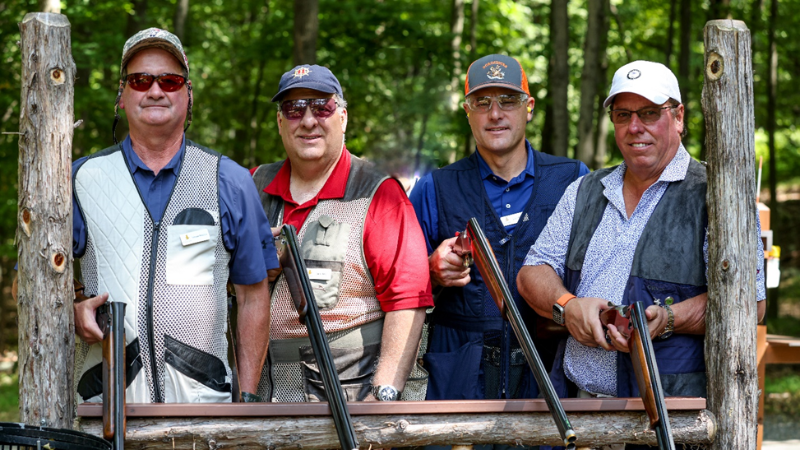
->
[425,150,585,400]
[563,159,708,398]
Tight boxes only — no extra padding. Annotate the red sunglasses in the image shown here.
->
[124,72,187,92]
[280,98,338,120]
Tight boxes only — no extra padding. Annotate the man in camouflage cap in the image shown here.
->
[71,28,279,404]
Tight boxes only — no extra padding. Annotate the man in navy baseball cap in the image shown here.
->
[409,54,588,415]
[250,65,433,403]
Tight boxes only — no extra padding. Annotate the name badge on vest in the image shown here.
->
[500,212,522,227]
[307,268,332,281]
[180,229,211,246]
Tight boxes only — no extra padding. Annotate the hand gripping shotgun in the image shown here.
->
[277,224,359,450]
[453,218,577,450]
[600,301,676,450]
[76,280,127,450]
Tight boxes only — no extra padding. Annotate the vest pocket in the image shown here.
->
[300,342,379,402]
[166,223,218,286]
[163,335,232,403]
[300,216,351,309]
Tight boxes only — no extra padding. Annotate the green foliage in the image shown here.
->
[0,372,18,422]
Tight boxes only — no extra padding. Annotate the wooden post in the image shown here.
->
[17,12,76,429]
[702,19,759,450]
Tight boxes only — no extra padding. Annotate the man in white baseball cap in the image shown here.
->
[519,60,766,438]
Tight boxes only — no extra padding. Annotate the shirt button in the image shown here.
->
[505,188,510,192]
[505,204,511,209]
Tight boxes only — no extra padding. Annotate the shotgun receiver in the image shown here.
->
[277,224,359,450]
[600,301,676,450]
[453,218,577,450]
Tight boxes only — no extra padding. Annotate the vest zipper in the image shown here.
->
[146,220,163,402]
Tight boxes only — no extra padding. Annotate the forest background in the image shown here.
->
[1,0,800,437]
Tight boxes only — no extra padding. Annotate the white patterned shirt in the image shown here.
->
[524,145,766,395]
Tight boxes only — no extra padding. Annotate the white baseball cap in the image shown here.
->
[603,60,681,108]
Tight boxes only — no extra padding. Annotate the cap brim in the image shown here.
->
[271,81,340,102]
[603,88,670,108]
[466,82,528,97]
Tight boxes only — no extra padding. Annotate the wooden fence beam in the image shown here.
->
[17,12,76,429]
[78,410,716,449]
[702,19,759,450]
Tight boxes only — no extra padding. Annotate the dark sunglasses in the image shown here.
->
[608,105,678,125]
[280,98,339,120]
[124,72,187,92]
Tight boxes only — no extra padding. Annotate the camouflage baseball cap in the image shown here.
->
[120,28,189,75]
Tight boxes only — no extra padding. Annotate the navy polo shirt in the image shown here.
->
[409,140,590,253]
[72,135,279,285]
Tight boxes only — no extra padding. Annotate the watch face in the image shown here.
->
[376,385,399,401]
[553,304,565,325]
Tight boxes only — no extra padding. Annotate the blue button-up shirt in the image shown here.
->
[410,140,588,252]
[524,145,766,395]
[72,135,279,285]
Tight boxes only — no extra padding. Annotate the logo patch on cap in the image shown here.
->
[627,69,641,80]
[293,67,310,78]
[487,65,505,80]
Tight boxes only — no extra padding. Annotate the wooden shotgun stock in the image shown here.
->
[454,218,577,450]
[601,302,676,450]
[76,280,126,449]
[276,225,359,450]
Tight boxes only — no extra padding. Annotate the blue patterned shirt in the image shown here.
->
[524,145,766,395]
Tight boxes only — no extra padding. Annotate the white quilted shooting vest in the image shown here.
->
[74,142,232,404]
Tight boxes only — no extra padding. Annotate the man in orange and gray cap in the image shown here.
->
[409,54,588,405]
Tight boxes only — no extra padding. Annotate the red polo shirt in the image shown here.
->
[256,148,433,312]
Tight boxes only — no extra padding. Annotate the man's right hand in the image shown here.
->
[565,296,614,351]
[74,292,109,345]
[429,237,471,288]
[267,226,283,282]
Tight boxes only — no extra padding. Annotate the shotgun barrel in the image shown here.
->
[97,301,127,450]
[455,218,577,449]
[278,224,359,450]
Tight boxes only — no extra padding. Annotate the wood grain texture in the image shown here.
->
[77,409,716,449]
[17,12,76,429]
[702,19,759,450]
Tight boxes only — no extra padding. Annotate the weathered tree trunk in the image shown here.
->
[78,410,716,449]
[17,12,76,429]
[173,0,189,41]
[576,0,601,166]
[293,0,319,65]
[549,0,569,158]
[38,0,60,13]
[702,19,759,450]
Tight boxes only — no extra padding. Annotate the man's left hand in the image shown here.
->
[604,304,669,353]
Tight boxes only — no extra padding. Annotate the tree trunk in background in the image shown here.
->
[703,21,759,450]
[17,12,76,429]
[549,0,569,158]
[665,0,677,66]
[608,3,632,62]
[593,0,611,169]
[126,0,148,39]
[766,0,779,321]
[293,0,319,65]
[470,0,479,60]
[38,0,60,13]
[173,0,189,41]
[576,0,601,166]
[449,0,465,112]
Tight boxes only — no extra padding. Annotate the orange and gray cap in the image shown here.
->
[465,54,530,97]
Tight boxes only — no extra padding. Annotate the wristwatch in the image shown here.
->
[372,384,400,401]
[552,293,577,326]
[658,304,674,339]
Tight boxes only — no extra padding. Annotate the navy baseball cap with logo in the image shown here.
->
[465,54,530,97]
[271,64,344,102]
